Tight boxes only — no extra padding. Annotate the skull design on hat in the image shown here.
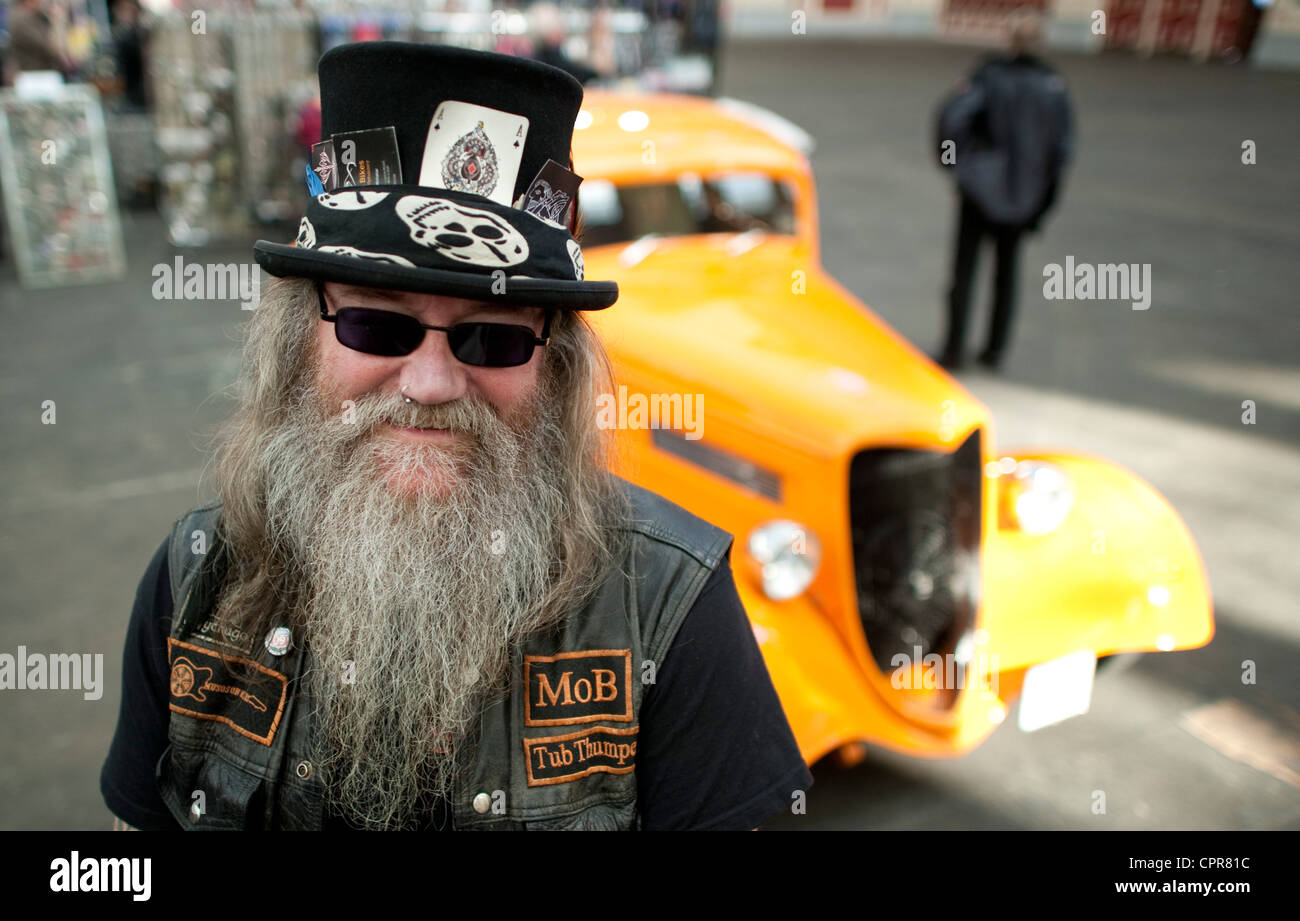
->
[395,196,529,267]
[318,190,390,210]
[295,217,316,249]
[317,245,415,267]
[565,239,584,281]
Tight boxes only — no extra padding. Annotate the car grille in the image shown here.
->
[849,430,983,694]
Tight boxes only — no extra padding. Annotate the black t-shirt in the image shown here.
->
[101,537,812,830]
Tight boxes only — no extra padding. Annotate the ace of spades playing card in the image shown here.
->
[419,101,529,207]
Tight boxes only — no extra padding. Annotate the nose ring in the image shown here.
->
[402,385,413,405]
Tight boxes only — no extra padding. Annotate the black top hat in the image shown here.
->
[254,41,617,311]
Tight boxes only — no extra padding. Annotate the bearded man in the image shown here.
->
[100,42,810,830]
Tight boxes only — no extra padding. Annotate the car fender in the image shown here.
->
[979,449,1214,672]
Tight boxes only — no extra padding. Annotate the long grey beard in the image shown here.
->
[262,384,570,830]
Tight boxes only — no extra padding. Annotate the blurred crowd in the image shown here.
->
[2,0,146,105]
[1,0,722,107]
[0,1,722,264]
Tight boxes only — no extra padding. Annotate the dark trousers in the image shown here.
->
[943,195,1023,360]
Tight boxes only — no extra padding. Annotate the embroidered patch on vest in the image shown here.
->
[523,726,638,787]
[190,612,258,656]
[524,649,633,726]
[167,638,289,746]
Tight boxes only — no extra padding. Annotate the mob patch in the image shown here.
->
[524,649,633,726]
[167,638,288,746]
[524,726,639,787]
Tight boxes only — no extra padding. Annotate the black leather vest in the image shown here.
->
[156,478,732,830]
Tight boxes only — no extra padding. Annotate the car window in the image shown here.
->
[578,172,798,247]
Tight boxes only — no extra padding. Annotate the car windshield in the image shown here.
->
[577,172,798,247]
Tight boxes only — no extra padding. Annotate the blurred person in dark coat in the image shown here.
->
[934,8,1074,370]
[110,0,147,110]
[5,0,68,80]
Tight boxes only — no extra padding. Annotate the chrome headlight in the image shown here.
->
[746,519,822,601]
[1001,460,1074,536]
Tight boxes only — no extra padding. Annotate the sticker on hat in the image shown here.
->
[516,159,583,228]
[333,127,402,186]
[395,196,529,266]
[305,162,326,197]
[311,139,339,191]
[419,101,529,206]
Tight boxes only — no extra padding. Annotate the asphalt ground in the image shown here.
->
[1,38,1297,830]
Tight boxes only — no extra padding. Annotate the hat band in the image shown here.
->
[292,184,585,284]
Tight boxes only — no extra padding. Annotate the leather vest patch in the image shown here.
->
[189,612,259,656]
[167,638,289,746]
[524,648,633,726]
[523,725,639,787]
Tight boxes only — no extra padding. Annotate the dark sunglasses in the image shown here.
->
[317,285,551,368]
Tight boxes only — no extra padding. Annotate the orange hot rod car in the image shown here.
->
[570,92,1214,767]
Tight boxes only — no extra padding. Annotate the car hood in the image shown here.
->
[583,235,990,458]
